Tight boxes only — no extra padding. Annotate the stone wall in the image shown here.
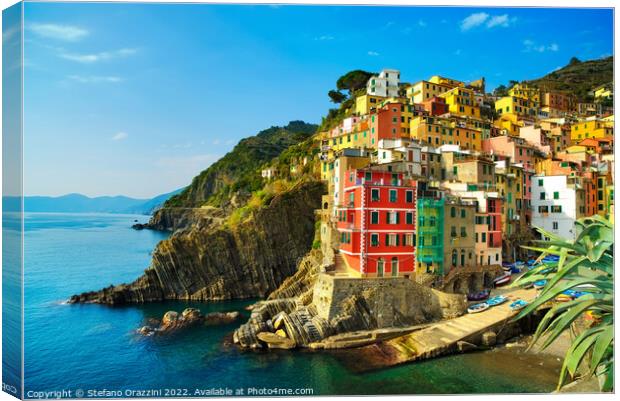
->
[313,274,467,327]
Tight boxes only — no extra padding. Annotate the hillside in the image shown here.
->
[164,120,318,208]
[525,56,613,101]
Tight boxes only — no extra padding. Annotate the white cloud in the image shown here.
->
[461,13,515,31]
[417,19,427,28]
[60,48,137,63]
[460,12,489,31]
[315,35,334,41]
[111,132,128,141]
[486,14,510,28]
[212,139,221,145]
[367,51,380,56]
[68,75,123,83]
[454,49,462,56]
[523,40,559,53]
[28,23,88,41]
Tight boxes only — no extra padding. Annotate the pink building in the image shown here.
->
[482,135,540,171]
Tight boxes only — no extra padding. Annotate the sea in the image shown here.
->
[22,213,562,397]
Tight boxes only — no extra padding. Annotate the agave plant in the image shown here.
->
[510,215,613,391]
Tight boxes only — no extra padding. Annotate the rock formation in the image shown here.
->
[233,248,467,349]
[69,180,325,305]
[137,307,240,336]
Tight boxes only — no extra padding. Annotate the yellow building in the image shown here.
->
[570,119,613,142]
[439,87,480,118]
[406,80,451,104]
[508,83,540,103]
[594,83,613,100]
[428,75,465,88]
[355,94,385,116]
[493,113,523,136]
[410,116,482,151]
[495,95,538,118]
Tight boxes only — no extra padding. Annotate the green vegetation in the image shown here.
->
[525,56,613,101]
[164,121,317,208]
[336,70,375,95]
[512,216,613,391]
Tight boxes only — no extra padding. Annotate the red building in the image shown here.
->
[336,169,417,278]
[369,102,405,146]
[421,96,449,116]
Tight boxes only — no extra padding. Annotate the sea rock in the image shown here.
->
[68,181,325,305]
[137,308,240,336]
[482,331,497,347]
[257,332,296,349]
[204,311,240,326]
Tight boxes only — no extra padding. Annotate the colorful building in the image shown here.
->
[439,87,481,118]
[336,169,417,278]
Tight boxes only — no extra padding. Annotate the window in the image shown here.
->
[540,192,546,200]
[451,207,456,218]
[348,192,354,205]
[551,205,562,213]
[406,190,413,203]
[538,205,549,213]
[481,232,486,242]
[552,222,559,230]
[388,212,399,224]
[391,257,399,277]
[371,211,379,224]
[451,226,457,238]
[461,209,466,218]
[406,212,413,225]
[553,191,559,200]
[371,188,380,201]
[389,189,397,202]
[371,233,379,246]
[538,179,543,187]
[365,172,372,182]
[460,227,467,237]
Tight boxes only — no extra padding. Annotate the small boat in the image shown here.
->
[467,289,490,301]
[510,299,528,311]
[467,302,489,314]
[533,280,547,290]
[487,295,508,307]
[555,293,572,302]
[562,289,586,299]
[493,272,511,287]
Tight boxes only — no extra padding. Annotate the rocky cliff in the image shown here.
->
[233,248,467,349]
[69,180,325,304]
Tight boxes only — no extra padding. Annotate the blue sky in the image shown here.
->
[22,3,613,198]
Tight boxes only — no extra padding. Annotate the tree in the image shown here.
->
[508,80,519,89]
[493,84,508,97]
[569,56,582,65]
[511,215,613,392]
[328,89,347,104]
[336,70,375,94]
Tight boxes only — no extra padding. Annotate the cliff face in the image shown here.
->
[69,180,325,304]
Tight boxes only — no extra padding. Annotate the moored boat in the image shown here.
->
[493,272,511,287]
[467,289,490,301]
[487,295,508,307]
[533,279,547,290]
[467,302,489,314]
[509,299,528,311]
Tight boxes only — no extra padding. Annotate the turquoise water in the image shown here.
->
[23,213,560,397]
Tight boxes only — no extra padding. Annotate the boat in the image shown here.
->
[556,293,573,302]
[533,279,547,290]
[509,299,528,311]
[487,295,508,306]
[562,289,586,299]
[467,289,490,301]
[493,272,511,287]
[467,302,489,314]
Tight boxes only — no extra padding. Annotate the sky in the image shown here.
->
[21,3,613,198]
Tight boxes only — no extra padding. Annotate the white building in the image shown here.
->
[531,175,585,240]
[366,69,400,98]
[376,138,422,177]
